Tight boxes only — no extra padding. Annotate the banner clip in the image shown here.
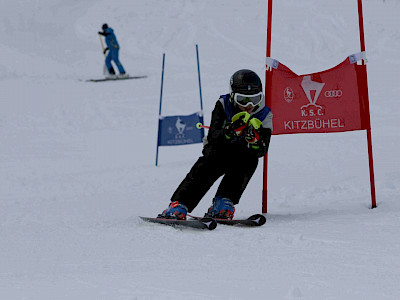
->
[349,51,367,64]
[266,57,279,71]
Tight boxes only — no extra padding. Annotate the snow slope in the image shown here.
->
[1,0,400,299]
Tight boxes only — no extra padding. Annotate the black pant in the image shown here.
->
[170,151,259,212]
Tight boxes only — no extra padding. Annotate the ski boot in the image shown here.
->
[118,72,129,79]
[106,67,117,79]
[158,201,188,220]
[205,196,235,220]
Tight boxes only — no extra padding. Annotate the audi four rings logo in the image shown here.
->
[324,90,343,98]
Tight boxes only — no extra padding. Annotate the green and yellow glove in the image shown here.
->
[224,111,251,139]
[244,118,263,149]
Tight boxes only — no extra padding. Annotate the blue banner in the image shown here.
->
[158,112,204,146]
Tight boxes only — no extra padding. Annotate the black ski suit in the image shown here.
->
[170,94,273,212]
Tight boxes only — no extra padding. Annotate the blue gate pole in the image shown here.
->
[156,53,166,166]
[196,44,205,139]
[196,44,204,112]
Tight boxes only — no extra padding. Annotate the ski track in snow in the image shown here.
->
[1,0,400,299]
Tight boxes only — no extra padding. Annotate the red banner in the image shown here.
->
[267,54,370,135]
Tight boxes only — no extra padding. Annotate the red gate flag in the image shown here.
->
[266,52,370,135]
[262,0,376,213]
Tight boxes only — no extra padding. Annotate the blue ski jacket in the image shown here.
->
[104,27,119,50]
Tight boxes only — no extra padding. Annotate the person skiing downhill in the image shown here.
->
[98,24,127,78]
[159,69,273,220]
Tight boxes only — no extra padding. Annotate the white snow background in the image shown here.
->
[1,0,399,299]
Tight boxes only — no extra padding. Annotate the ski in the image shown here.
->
[86,75,147,82]
[140,216,217,230]
[189,214,266,227]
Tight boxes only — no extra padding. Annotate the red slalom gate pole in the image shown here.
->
[357,0,377,208]
[262,0,273,214]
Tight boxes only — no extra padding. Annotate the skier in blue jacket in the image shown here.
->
[98,24,127,78]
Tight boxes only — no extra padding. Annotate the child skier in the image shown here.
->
[159,69,273,220]
[98,24,127,78]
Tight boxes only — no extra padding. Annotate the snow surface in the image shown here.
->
[1,0,400,299]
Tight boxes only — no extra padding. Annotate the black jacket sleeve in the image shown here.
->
[206,101,228,144]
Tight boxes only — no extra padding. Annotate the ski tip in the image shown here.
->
[247,214,267,226]
[199,217,217,230]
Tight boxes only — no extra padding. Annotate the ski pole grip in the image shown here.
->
[196,123,209,129]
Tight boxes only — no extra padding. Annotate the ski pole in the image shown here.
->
[196,123,209,129]
[98,34,106,57]
[98,34,108,75]
[187,214,201,219]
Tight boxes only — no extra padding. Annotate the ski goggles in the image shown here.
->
[233,92,264,107]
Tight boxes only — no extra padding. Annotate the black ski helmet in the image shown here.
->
[230,69,263,96]
[102,23,108,31]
